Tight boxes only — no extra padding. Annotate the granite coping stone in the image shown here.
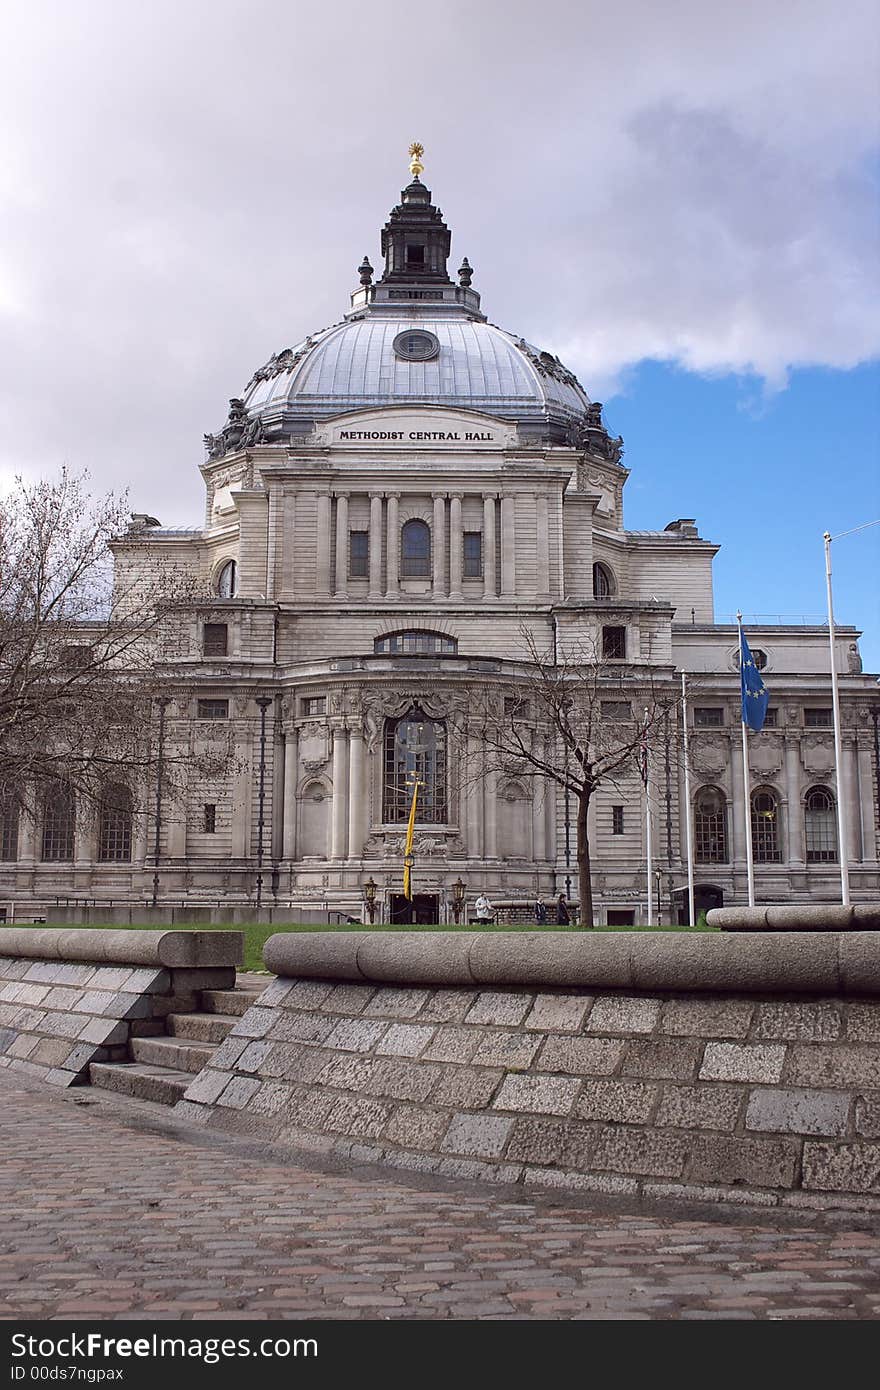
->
[0,928,243,968]
[262,929,880,993]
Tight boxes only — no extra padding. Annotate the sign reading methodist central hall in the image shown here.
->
[316,409,517,449]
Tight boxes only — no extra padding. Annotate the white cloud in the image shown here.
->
[0,0,876,516]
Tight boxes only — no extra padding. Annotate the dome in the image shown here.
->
[204,167,597,458]
[241,315,591,424]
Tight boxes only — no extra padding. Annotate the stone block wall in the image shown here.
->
[177,976,880,1210]
[0,929,243,1087]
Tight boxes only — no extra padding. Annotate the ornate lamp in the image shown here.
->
[451,876,466,925]
[364,876,377,925]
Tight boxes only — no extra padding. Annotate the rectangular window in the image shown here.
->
[601,700,632,721]
[302,696,326,717]
[197,699,228,720]
[349,531,369,578]
[805,708,833,727]
[406,244,425,264]
[463,531,482,578]
[612,805,624,835]
[602,626,626,659]
[763,707,778,728]
[203,804,216,834]
[504,697,530,719]
[694,707,725,727]
[203,623,228,657]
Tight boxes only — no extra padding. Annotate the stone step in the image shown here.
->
[200,987,265,1018]
[167,1011,239,1044]
[89,1062,191,1107]
[131,1035,215,1074]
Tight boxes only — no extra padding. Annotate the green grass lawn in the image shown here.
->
[45,919,717,973]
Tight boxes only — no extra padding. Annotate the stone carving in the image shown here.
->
[749,740,782,775]
[848,643,862,674]
[691,735,728,775]
[362,689,450,752]
[244,340,316,393]
[204,398,255,461]
[514,338,582,391]
[802,735,835,774]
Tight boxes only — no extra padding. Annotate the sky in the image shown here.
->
[0,0,878,667]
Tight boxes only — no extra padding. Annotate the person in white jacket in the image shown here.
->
[474,894,494,924]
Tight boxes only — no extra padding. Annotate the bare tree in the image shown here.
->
[0,468,197,826]
[470,627,676,927]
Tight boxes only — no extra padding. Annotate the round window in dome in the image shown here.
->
[392,330,440,362]
[217,559,237,599]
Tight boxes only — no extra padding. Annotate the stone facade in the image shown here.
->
[1,165,877,923]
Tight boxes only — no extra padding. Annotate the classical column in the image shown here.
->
[729,735,746,865]
[483,494,497,599]
[368,494,383,600]
[465,734,482,857]
[500,495,516,597]
[334,492,349,599]
[484,765,499,858]
[531,734,545,860]
[858,739,878,863]
[544,766,557,864]
[282,726,299,860]
[432,494,446,597]
[266,485,280,601]
[316,491,332,599]
[385,492,400,600]
[348,726,365,859]
[331,725,349,860]
[536,493,551,600]
[847,737,862,863]
[449,493,463,601]
[784,737,804,865]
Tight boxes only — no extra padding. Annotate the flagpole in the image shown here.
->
[644,708,653,926]
[737,612,756,908]
[823,532,851,906]
[681,672,695,926]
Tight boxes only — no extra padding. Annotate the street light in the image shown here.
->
[255,695,272,910]
[150,695,171,910]
[364,875,377,924]
[451,876,466,925]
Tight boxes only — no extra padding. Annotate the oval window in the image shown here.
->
[392,330,440,362]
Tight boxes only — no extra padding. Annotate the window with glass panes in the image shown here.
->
[42,783,75,861]
[805,786,837,861]
[751,789,781,862]
[383,708,447,824]
[98,785,132,862]
[463,532,482,577]
[694,788,728,863]
[349,531,369,578]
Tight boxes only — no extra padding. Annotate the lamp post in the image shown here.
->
[451,876,466,925]
[255,695,272,911]
[150,695,171,910]
[364,875,377,924]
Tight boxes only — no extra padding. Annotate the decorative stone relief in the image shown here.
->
[749,740,783,775]
[802,735,835,774]
[690,735,728,776]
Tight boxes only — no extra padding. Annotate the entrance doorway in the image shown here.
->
[389,893,440,925]
[674,884,724,924]
[606,909,636,926]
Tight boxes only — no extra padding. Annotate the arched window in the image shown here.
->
[593,562,613,598]
[217,559,237,598]
[694,787,728,863]
[401,520,431,578]
[383,707,447,824]
[42,782,75,861]
[374,630,457,655]
[98,784,133,863]
[0,789,19,862]
[805,786,837,862]
[751,788,781,863]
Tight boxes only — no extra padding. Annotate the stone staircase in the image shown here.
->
[89,976,266,1107]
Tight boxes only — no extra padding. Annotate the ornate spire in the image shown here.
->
[408,141,425,179]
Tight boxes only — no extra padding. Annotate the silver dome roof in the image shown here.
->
[242,314,591,424]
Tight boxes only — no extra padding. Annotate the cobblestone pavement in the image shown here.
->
[1,1074,879,1321]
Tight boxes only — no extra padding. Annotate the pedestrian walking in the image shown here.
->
[534,897,548,924]
[555,893,570,925]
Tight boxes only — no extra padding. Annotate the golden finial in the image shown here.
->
[408,141,425,178]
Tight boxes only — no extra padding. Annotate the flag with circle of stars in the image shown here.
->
[740,629,770,732]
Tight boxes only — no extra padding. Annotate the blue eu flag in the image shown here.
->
[740,629,769,732]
